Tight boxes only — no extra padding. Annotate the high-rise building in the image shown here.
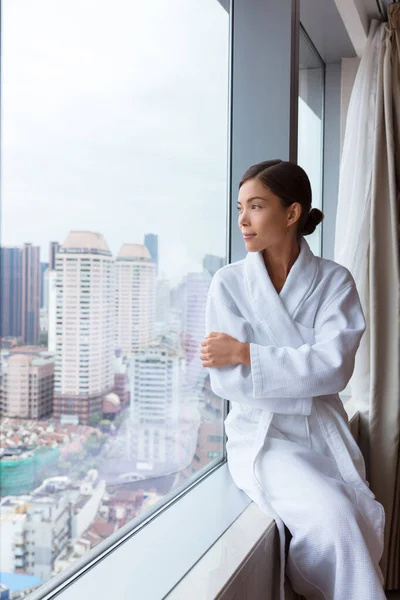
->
[1,349,54,419]
[53,231,114,425]
[155,277,171,324]
[113,352,130,407]
[115,244,156,356]
[44,243,60,351]
[131,343,181,426]
[0,496,28,574]
[181,271,212,392]
[144,233,158,274]
[48,241,60,271]
[129,342,186,473]
[42,269,49,311]
[0,247,23,338]
[21,243,41,345]
[40,262,49,308]
[25,492,70,580]
[47,270,58,353]
[202,254,225,277]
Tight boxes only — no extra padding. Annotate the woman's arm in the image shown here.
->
[203,281,365,404]
[203,289,262,404]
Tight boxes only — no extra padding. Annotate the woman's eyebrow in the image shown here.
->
[237,196,268,205]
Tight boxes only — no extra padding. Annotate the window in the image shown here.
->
[298,27,325,256]
[2,0,229,594]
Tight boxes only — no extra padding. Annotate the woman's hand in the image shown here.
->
[200,332,248,367]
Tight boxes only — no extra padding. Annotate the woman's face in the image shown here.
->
[237,178,300,251]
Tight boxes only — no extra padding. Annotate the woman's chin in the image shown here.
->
[244,237,259,249]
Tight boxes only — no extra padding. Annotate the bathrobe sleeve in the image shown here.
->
[205,283,262,404]
[205,279,366,403]
[249,283,366,399]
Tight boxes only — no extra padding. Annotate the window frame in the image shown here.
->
[298,24,326,258]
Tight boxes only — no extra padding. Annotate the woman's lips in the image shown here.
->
[243,234,256,239]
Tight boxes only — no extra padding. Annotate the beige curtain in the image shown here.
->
[334,4,400,590]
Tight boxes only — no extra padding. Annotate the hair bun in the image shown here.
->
[302,208,324,236]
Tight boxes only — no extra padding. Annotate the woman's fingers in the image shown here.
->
[200,333,224,367]
[200,348,212,367]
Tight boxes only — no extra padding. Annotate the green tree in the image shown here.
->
[84,434,104,456]
[88,412,102,427]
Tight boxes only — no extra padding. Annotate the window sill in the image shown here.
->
[165,502,279,600]
[33,462,251,600]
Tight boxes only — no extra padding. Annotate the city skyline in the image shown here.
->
[2,0,230,286]
[1,231,224,287]
[1,227,227,288]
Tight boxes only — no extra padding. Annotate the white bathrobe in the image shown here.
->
[205,237,385,600]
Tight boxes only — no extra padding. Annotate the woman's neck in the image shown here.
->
[261,239,301,293]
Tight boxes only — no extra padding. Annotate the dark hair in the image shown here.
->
[239,159,324,237]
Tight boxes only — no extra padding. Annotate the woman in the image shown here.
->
[200,160,385,600]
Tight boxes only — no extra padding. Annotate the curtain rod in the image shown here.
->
[376,0,387,21]
[376,0,400,22]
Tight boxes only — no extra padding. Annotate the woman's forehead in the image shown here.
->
[238,178,276,202]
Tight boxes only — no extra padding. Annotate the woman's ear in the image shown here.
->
[287,202,302,226]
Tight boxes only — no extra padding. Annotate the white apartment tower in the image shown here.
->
[131,343,181,426]
[128,343,189,474]
[25,493,70,580]
[182,271,212,393]
[53,231,114,425]
[115,244,156,356]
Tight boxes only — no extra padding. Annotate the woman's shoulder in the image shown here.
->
[315,255,356,292]
[316,256,354,283]
[209,259,245,297]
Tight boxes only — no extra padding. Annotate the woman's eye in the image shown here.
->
[236,205,260,211]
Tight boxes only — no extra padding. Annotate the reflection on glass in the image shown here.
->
[0,0,229,593]
[298,28,324,256]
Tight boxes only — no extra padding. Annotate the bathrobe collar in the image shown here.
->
[244,237,318,345]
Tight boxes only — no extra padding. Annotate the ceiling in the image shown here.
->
[332,0,388,56]
[301,0,395,58]
[216,0,394,59]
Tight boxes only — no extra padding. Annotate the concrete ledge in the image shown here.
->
[165,502,279,600]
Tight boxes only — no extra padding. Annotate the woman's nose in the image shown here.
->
[238,212,248,226]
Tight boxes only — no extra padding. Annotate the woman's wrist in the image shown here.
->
[237,342,251,366]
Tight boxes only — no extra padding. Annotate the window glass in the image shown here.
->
[1,0,229,592]
[298,28,324,256]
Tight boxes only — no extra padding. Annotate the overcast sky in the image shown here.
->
[2,0,229,285]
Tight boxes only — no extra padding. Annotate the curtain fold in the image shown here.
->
[334,5,400,589]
